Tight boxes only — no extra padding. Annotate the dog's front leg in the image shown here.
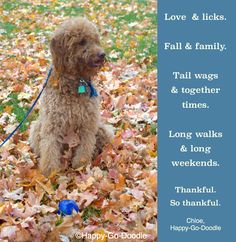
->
[72,130,96,169]
[39,135,62,176]
[39,123,63,176]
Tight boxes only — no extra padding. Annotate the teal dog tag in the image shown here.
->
[78,85,86,94]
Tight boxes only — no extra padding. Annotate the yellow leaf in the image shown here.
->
[28,34,35,42]
[4,106,13,114]
[148,149,157,157]
[129,40,136,48]
[137,35,143,41]
[29,14,36,20]
[124,51,131,58]
[0,203,5,216]
[115,40,122,48]
[93,228,107,242]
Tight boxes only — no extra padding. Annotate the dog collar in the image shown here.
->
[78,79,98,98]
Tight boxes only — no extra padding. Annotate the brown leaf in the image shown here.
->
[36,180,54,195]
[15,227,32,241]
[99,179,115,192]
[78,192,98,207]
[116,95,127,109]
[57,127,80,148]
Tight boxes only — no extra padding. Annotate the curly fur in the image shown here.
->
[29,17,113,176]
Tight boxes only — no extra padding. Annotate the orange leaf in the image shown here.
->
[146,173,157,192]
[39,57,47,67]
[49,74,59,87]
[13,83,24,92]
[127,95,138,105]
[119,193,132,202]
[115,174,126,190]
[118,194,132,207]
[112,135,122,147]
[4,106,13,114]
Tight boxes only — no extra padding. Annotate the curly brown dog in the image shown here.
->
[29,17,113,176]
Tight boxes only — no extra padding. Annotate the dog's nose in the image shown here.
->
[98,52,106,59]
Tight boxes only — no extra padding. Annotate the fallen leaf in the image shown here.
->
[116,95,127,109]
[3,187,24,201]
[115,174,126,190]
[78,192,98,207]
[36,180,54,195]
[57,126,80,148]
[93,228,107,242]
[0,226,18,239]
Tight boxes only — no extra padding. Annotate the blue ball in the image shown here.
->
[58,200,79,216]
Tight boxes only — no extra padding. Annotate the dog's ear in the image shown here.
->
[50,34,66,74]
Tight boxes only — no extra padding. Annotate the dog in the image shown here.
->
[29,17,113,176]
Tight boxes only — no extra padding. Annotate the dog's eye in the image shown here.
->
[79,39,87,46]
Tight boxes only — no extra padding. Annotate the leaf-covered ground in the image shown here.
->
[0,0,157,241]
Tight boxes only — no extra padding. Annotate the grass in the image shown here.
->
[0,22,18,37]
[1,93,31,132]
[81,205,101,221]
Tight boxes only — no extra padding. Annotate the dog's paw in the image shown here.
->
[39,158,61,177]
[72,156,90,169]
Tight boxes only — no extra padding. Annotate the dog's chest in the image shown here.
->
[63,94,99,126]
[44,88,100,128]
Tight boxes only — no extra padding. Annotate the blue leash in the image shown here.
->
[0,66,53,148]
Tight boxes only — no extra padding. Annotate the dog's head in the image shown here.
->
[50,17,105,78]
